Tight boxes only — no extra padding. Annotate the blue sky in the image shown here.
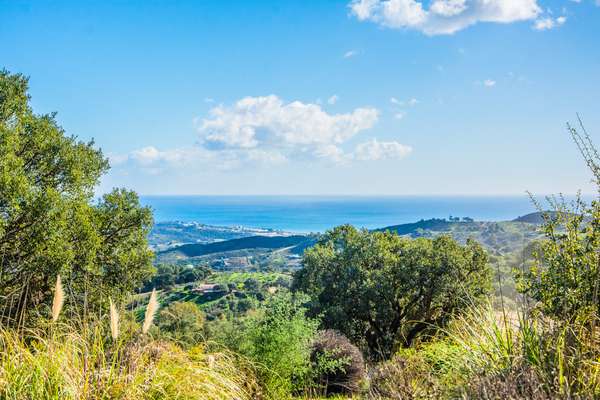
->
[2,0,599,195]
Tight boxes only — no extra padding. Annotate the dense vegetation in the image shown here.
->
[0,71,153,325]
[294,226,491,358]
[3,69,600,399]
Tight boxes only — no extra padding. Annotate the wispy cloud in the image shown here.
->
[354,139,412,161]
[483,79,496,87]
[344,49,359,58]
[533,15,566,30]
[349,0,541,35]
[328,95,339,105]
[390,97,418,106]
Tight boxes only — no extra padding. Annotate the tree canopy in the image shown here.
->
[0,70,153,324]
[293,225,492,358]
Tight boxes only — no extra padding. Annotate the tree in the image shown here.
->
[518,120,600,320]
[0,70,153,324]
[293,225,491,358]
[155,301,205,347]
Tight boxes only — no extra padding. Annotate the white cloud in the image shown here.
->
[328,95,339,105]
[394,112,406,120]
[115,95,413,172]
[129,146,203,166]
[354,139,413,161]
[344,50,359,58]
[390,97,418,106]
[533,15,566,30]
[483,79,496,87]
[349,0,541,35]
[197,95,380,163]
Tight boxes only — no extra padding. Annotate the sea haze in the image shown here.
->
[140,195,544,233]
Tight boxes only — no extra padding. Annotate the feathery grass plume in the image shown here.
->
[51,275,64,322]
[142,289,158,334]
[109,298,119,340]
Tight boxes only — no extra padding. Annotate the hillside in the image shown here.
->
[378,218,542,255]
[160,235,311,258]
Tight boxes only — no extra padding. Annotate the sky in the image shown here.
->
[1,0,599,196]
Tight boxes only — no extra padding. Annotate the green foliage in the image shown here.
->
[0,70,153,324]
[212,292,319,399]
[294,225,492,358]
[518,122,600,321]
[154,301,206,348]
[143,264,210,291]
[518,197,600,320]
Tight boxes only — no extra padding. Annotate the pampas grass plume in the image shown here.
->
[142,288,158,334]
[109,298,119,340]
[51,275,64,322]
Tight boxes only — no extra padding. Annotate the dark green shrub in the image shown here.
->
[310,330,365,396]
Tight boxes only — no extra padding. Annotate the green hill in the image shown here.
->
[159,235,312,258]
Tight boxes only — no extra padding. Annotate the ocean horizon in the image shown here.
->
[139,195,565,233]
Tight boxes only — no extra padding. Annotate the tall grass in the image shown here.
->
[0,285,259,400]
[369,302,600,399]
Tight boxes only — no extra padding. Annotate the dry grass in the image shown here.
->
[0,285,260,400]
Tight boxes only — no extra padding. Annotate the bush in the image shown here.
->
[310,330,365,396]
[214,292,319,399]
[461,366,549,400]
[368,353,441,399]
[155,301,205,348]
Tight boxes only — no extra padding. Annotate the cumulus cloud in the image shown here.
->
[533,15,566,30]
[354,139,413,161]
[349,0,541,35]
[197,95,379,160]
[115,95,413,173]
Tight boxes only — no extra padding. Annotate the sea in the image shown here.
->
[140,195,551,233]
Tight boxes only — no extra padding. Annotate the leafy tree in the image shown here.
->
[293,225,491,358]
[142,264,210,292]
[155,301,205,347]
[243,277,260,291]
[0,70,153,323]
[519,120,600,320]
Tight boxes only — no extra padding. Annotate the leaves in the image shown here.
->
[0,70,153,324]
[293,225,492,358]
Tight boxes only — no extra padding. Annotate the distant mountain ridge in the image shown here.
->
[155,212,549,265]
[159,235,313,258]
